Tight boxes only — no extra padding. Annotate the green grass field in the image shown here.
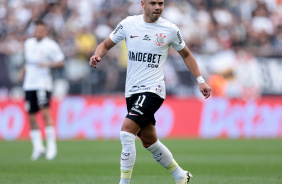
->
[0,139,281,184]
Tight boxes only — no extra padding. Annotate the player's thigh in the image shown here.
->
[25,90,39,113]
[121,117,141,136]
[40,106,50,117]
[27,113,37,125]
[40,107,53,126]
[36,90,51,109]
[126,92,164,128]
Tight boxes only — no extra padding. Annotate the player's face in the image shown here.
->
[142,0,164,23]
[33,24,48,41]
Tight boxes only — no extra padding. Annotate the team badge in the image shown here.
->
[155,33,166,46]
[155,85,162,94]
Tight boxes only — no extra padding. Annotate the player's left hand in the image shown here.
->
[38,62,49,68]
[18,69,25,81]
[199,83,212,99]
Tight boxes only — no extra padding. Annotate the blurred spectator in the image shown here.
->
[0,0,282,99]
[209,74,227,97]
[75,27,97,60]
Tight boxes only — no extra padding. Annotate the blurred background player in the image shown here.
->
[89,0,211,183]
[18,20,65,160]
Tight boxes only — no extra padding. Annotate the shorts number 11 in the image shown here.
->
[135,95,146,107]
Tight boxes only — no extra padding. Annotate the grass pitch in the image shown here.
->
[0,139,281,184]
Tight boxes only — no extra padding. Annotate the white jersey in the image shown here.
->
[110,15,185,99]
[23,37,65,91]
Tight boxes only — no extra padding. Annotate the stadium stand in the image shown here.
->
[0,0,281,98]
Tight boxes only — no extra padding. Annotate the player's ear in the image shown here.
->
[141,0,145,8]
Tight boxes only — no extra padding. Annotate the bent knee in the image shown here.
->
[141,138,157,148]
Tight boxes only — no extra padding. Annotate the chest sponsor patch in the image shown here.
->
[155,85,163,95]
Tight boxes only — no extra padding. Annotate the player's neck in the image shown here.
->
[36,38,43,42]
[143,14,159,23]
[35,36,46,42]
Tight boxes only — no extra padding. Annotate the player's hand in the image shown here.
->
[38,62,49,68]
[18,69,25,81]
[199,83,212,99]
[89,55,101,68]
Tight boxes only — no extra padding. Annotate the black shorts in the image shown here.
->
[126,92,164,128]
[25,90,51,113]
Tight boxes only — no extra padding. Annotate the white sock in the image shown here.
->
[146,140,173,167]
[171,166,186,180]
[29,129,44,151]
[146,140,185,180]
[119,178,130,184]
[45,126,57,151]
[119,131,136,184]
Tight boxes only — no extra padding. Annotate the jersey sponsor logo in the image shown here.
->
[129,85,150,93]
[26,61,41,67]
[129,112,138,116]
[113,24,123,34]
[121,152,130,160]
[176,31,183,45]
[155,33,166,46]
[154,153,162,158]
[156,158,162,162]
[154,153,163,162]
[128,51,162,68]
[121,152,130,156]
[131,107,144,115]
[121,158,129,160]
[143,35,151,41]
[130,35,139,38]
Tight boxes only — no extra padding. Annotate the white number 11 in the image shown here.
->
[135,95,146,107]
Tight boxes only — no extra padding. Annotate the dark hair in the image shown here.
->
[35,20,46,26]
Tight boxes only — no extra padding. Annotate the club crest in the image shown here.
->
[155,33,166,46]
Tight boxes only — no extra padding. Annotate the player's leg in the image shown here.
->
[41,107,57,160]
[119,92,164,184]
[119,118,141,184]
[25,91,45,160]
[38,90,57,160]
[139,124,193,183]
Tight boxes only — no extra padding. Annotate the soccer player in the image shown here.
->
[19,20,65,161]
[89,0,211,183]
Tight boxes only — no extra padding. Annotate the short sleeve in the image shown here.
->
[50,41,65,62]
[170,25,185,51]
[109,19,127,43]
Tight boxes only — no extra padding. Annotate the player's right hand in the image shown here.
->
[18,70,24,81]
[89,55,101,68]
